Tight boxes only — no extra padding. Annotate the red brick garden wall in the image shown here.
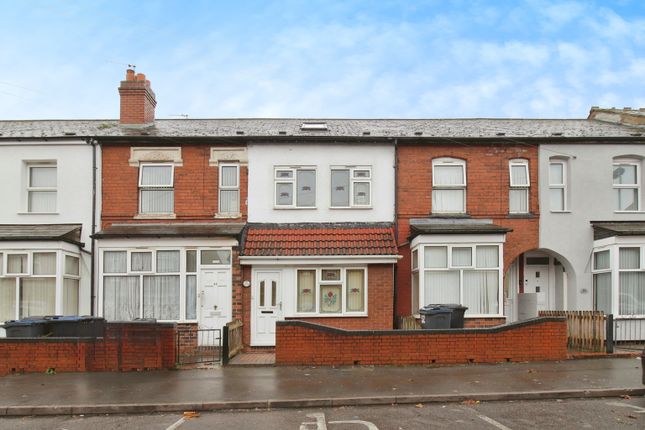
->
[276,317,567,366]
[0,323,176,376]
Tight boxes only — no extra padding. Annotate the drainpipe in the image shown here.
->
[393,138,399,328]
[88,138,98,315]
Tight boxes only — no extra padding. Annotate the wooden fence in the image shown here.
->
[397,315,421,330]
[539,310,606,352]
[223,320,243,363]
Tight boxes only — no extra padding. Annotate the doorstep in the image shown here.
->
[228,352,276,366]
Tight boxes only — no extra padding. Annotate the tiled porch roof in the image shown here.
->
[242,223,398,257]
[0,224,83,246]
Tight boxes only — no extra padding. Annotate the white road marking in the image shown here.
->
[329,419,380,429]
[606,401,645,413]
[165,417,187,430]
[464,408,513,430]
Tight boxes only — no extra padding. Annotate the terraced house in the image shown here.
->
[1,70,644,346]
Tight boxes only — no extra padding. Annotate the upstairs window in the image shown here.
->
[432,158,466,214]
[549,159,567,211]
[330,166,371,208]
[509,159,529,214]
[218,163,240,215]
[274,167,316,208]
[27,163,57,213]
[139,164,174,214]
[613,159,640,212]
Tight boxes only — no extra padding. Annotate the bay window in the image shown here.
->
[432,158,466,214]
[296,267,366,315]
[509,159,529,214]
[100,247,231,322]
[593,245,645,317]
[275,166,316,208]
[139,163,174,214]
[0,249,81,321]
[413,244,502,316]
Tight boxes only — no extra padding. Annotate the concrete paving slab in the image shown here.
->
[0,358,642,416]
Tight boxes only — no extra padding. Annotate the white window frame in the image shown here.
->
[218,163,240,216]
[330,166,372,208]
[99,247,232,323]
[293,267,368,317]
[549,159,568,212]
[412,243,503,318]
[509,159,530,214]
[274,166,317,209]
[62,252,81,315]
[431,158,466,214]
[0,249,80,321]
[613,159,641,212]
[26,162,57,213]
[138,163,175,215]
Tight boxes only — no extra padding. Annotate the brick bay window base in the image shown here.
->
[240,223,399,348]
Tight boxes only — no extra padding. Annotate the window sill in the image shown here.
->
[429,213,470,218]
[550,210,571,214]
[273,206,318,210]
[507,213,536,219]
[17,212,59,215]
[614,211,645,214]
[214,213,242,219]
[134,213,177,219]
[330,206,373,210]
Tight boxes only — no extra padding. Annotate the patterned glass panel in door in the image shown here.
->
[271,281,277,307]
[259,280,265,307]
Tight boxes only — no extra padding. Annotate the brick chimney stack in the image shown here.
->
[118,69,157,126]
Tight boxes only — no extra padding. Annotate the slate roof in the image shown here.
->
[591,221,645,240]
[0,118,643,140]
[242,223,398,257]
[93,223,245,239]
[0,224,83,246]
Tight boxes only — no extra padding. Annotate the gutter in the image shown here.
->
[88,138,98,316]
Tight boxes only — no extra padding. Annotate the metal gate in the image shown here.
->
[611,316,645,351]
[176,328,222,365]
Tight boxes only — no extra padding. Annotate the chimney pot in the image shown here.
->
[126,69,135,80]
[136,73,146,81]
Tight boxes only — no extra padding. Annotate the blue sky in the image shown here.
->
[0,0,643,119]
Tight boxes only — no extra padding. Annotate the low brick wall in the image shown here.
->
[276,317,567,366]
[0,322,176,376]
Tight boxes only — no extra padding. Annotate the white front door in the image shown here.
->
[199,268,232,338]
[252,271,282,346]
[525,265,550,310]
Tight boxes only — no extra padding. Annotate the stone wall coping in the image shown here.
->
[276,317,566,336]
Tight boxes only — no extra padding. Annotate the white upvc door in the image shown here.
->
[198,268,232,344]
[251,270,282,346]
[524,265,550,310]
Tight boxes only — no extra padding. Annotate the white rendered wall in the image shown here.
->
[539,143,645,310]
[247,143,395,223]
[0,140,98,315]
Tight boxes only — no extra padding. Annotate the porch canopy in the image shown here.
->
[240,222,399,263]
[92,222,245,239]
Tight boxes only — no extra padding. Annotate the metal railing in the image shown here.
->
[176,327,222,365]
[611,316,645,351]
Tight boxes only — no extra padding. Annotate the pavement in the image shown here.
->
[0,357,643,416]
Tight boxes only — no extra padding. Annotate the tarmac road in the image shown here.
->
[1,397,643,430]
